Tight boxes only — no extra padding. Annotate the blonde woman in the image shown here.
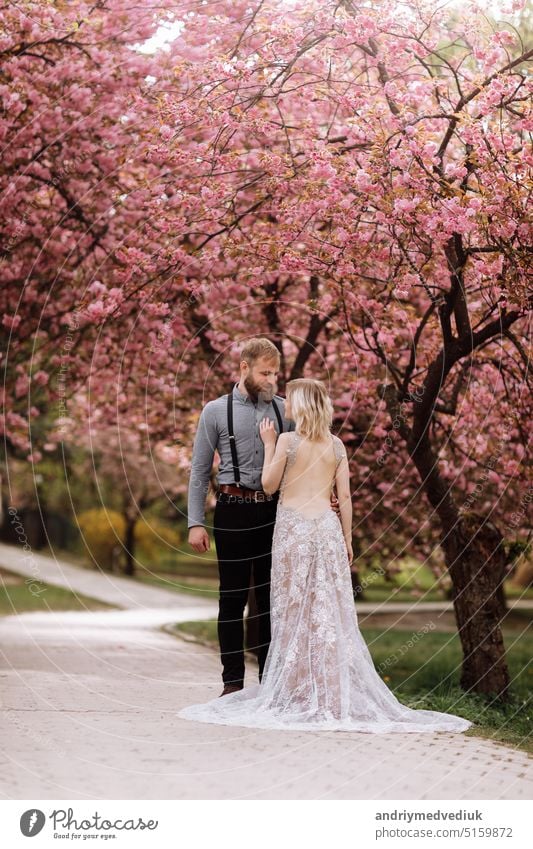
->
[178,379,472,733]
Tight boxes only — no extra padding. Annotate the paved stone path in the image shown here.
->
[0,543,531,799]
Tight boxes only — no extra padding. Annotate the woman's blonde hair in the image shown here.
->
[286,378,333,441]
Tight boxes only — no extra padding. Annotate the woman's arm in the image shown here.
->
[335,449,353,550]
[260,422,290,495]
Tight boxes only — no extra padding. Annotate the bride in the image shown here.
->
[178,379,473,733]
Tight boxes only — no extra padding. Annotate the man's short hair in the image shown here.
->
[240,337,280,367]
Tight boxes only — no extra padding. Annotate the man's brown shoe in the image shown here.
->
[219,684,243,697]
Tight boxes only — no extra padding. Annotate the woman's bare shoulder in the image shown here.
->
[332,433,347,455]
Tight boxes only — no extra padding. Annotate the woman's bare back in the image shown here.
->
[279,432,341,519]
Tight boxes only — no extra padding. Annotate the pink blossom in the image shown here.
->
[15,375,29,397]
[2,313,21,330]
[33,370,49,386]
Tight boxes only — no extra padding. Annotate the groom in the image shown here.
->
[187,337,294,696]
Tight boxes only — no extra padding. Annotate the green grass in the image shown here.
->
[0,568,118,615]
[172,619,533,755]
[174,619,219,645]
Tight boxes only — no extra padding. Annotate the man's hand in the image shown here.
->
[330,492,340,515]
[188,526,210,553]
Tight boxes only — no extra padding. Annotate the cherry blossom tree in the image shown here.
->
[3,0,532,698]
[0,0,168,457]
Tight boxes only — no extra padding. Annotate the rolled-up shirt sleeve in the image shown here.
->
[187,403,218,528]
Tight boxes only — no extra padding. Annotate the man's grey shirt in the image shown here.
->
[187,383,294,528]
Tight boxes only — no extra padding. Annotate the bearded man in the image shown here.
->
[187,337,294,695]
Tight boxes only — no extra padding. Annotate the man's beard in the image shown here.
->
[244,375,275,403]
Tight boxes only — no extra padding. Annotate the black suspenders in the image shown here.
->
[226,390,240,486]
[271,397,283,433]
[226,391,284,487]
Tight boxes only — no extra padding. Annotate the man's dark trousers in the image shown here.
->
[213,493,279,687]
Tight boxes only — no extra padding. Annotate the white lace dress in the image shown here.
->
[178,432,473,733]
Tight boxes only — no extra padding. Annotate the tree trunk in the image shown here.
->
[123,517,136,577]
[380,383,510,699]
[443,512,510,698]
[410,433,511,698]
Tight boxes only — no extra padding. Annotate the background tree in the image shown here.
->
[0,0,165,457]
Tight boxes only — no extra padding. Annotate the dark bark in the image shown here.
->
[289,277,334,380]
[443,512,509,696]
[409,437,510,698]
[123,516,136,577]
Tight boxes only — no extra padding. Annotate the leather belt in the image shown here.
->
[217,484,276,503]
